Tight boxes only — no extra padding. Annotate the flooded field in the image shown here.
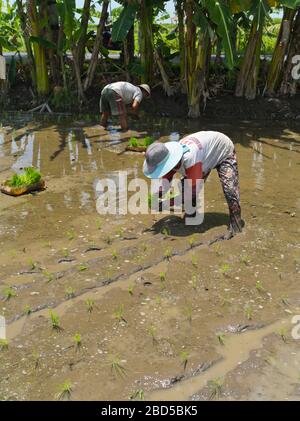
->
[0,114,300,401]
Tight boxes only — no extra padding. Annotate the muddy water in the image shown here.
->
[0,115,300,401]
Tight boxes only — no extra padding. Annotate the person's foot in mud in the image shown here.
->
[215,212,245,241]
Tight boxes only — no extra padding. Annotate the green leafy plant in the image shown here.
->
[113,304,127,323]
[161,227,170,237]
[66,230,75,240]
[240,254,251,266]
[62,248,70,258]
[245,306,253,320]
[0,339,9,351]
[96,219,102,230]
[128,284,134,296]
[159,271,166,282]
[65,287,75,299]
[43,270,54,283]
[164,247,172,260]
[278,327,287,343]
[191,274,197,290]
[49,310,61,330]
[32,350,40,369]
[191,255,198,267]
[104,235,112,245]
[78,264,88,272]
[128,136,154,148]
[216,332,225,345]
[180,350,189,370]
[73,333,82,349]
[129,389,145,401]
[220,263,230,276]
[208,378,223,400]
[7,167,41,187]
[24,304,32,315]
[85,298,94,318]
[255,280,265,292]
[110,355,127,378]
[188,236,195,249]
[148,325,157,344]
[111,249,118,260]
[55,380,73,400]
[3,286,16,301]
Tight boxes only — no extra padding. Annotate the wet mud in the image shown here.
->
[0,115,300,400]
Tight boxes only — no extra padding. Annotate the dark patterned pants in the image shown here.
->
[215,151,242,232]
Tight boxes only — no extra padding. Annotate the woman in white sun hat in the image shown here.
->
[100,81,151,131]
[143,131,243,238]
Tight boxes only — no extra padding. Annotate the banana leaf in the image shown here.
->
[29,36,57,50]
[205,0,235,69]
[111,4,137,43]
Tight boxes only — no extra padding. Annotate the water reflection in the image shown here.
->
[251,141,265,190]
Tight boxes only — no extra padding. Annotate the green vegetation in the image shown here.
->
[130,389,145,401]
[55,381,73,400]
[24,304,32,315]
[49,310,61,330]
[113,304,127,324]
[0,339,9,351]
[85,298,94,318]
[65,287,75,299]
[148,325,157,344]
[128,136,154,148]
[73,333,82,349]
[208,378,223,400]
[110,355,127,378]
[2,286,16,301]
[216,332,226,346]
[7,167,41,187]
[180,350,189,370]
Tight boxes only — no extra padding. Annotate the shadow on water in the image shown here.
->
[150,212,229,237]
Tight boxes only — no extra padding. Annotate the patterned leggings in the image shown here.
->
[215,151,241,217]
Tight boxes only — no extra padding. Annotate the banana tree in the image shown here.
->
[234,0,271,99]
[185,0,235,118]
[26,0,50,96]
[265,0,300,95]
[139,0,154,83]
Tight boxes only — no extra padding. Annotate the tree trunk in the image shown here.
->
[185,0,211,118]
[83,0,109,91]
[46,0,60,86]
[235,16,264,100]
[16,0,36,88]
[264,7,295,96]
[280,9,300,96]
[27,0,49,96]
[176,0,185,92]
[77,0,91,74]
[139,0,154,84]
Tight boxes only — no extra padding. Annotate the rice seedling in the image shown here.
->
[111,249,118,260]
[104,235,112,245]
[62,248,70,258]
[245,306,253,320]
[155,295,162,305]
[255,280,265,293]
[141,242,147,252]
[65,287,75,299]
[191,255,198,267]
[49,310,61,330]
[96,219,102,230]
[43,270,54,283]
[0,339,9,351]
[159,271,166,282]
[116,228,124,237]
[128,284,134,296]
[240,254,251,266]
[85,298,94,319]
[148,325,157,344]
[129,389,145,401]
[28,259,37,270]
[280,296,290,307]
[184,305,193,323]
[3,286,16,301]
[110,355,127,378]
[191,274,197,290]
[24,304,32,315]
[216,332,226,345]
[7,167,41,187]
[161,227,170,237]
[78,264,88,272]
[73,333,82,350]
[278,327,287,343]
[164,247,172,260]
[55,380,73,400]
[188,236,195,249]
[220,263,230,277]
[208,378,223,400]
[212,243,223,256]
[66,230,75,240]
[32,351,40,369]
[180,350,189,370]
[113,304,127,324]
